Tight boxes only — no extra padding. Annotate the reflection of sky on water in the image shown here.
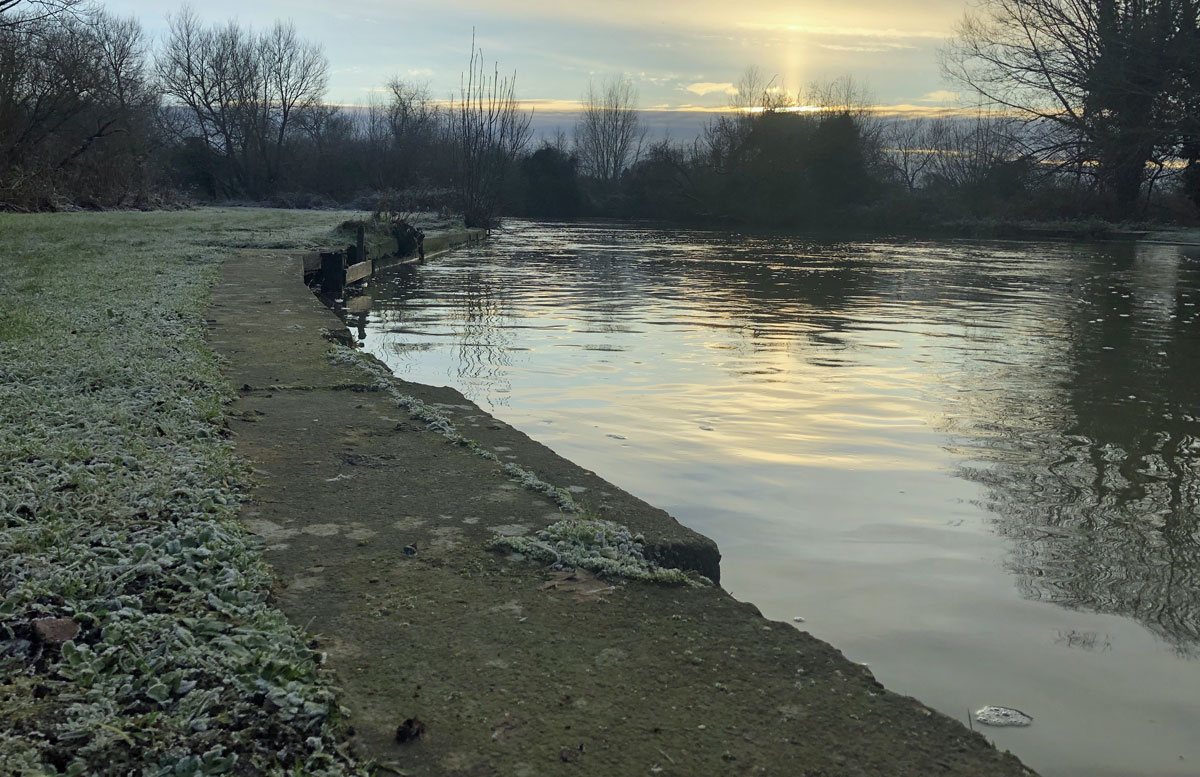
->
[347,223,1200,777]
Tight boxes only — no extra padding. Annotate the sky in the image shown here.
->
[103,0,973,137]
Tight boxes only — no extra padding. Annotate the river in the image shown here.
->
[338,221,1200,777]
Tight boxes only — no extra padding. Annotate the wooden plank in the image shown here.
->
[306,228,487,287]
[320,252,345,294]
[345,260,372,285]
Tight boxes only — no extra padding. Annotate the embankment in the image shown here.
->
[208,240,1036,776]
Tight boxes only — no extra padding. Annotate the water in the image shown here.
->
[341,221,1200,777]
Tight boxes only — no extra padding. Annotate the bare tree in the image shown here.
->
[927,111,1029,194]
[883,118,948,191]
[260,20,327,183]
[386,79,438,142]
[156,8,328,197]
[384,78,442,186]
[450,33,532,228]
[729,66,795,113]
[0,7,157,207]
[942,0,1199,212]
[701,67,796,175]
[574,75,645,183]
[0,0,85,30]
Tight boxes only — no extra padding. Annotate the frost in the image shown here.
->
[488,518,712,588]
[323,333,711,588]
[973,706,1033,727]
[0,209,369,777]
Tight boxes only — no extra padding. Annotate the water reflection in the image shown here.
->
[957,243,1200,653]
[342,223,1200,774]
[349,225,1200,655]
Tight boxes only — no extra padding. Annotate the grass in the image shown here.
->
[0,209,371,777]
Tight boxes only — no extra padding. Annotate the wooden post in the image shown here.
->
[356,225,366,266]
[320,251,345,294]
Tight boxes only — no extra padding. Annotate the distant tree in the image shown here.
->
[450,33,532,228]
[518,143,581,218]
[574,76,645,183]
[383,78,442,187]
[691,70,884,226]
[701,67,798,180]
[807,75,886,199]
[0,0,85,30]
[883,118,948,192]
[156,8,328,198]
[623,139,697,221]
[1168,14,1200,207]
[730,65,796,113]
[0,7,158,208]
[921,112,1038,215]
[942,0,1200,213]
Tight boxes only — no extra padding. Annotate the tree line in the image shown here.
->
[2,0,1198,230]
[0,2,531,225]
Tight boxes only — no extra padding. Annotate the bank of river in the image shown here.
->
[0,208,1036,776]
[344,220,1200,777]
[210,232,1031,775]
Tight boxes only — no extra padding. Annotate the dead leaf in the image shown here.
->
[540,569,616,602]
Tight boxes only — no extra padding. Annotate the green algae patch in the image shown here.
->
[489,518,713,587]
[0,209,370,777]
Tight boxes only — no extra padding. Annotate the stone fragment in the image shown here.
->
[32,618,79,645]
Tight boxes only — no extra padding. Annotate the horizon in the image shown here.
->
[100,0,972,125]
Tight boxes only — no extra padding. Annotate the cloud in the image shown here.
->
[407,68,434,77]
[440,0,962,39]
[866,103,1005,118]
[736,22,951,39]
[685,82,738,96]
[520,98,588,112]
[818,42,918,53]
[917,89,960,103]
[642,72,684,87]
